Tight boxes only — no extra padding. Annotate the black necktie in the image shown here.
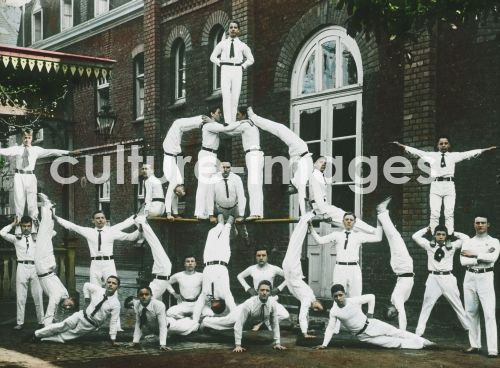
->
[434,244,446,262]
[230,39,235,58]
[344,231,350,250]
[259,303,266,322]
[440,153,446,168]
[91,294,108,317]
[224,178,229,198]
[97,230,102,252]
[25,236,30,252]
[22,146,29,168]
[140,306,148,328]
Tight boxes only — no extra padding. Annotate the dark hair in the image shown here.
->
[92,210,106,219]
[255,247,268,255]
[137,285,152,295]
[107,275,121,286]
[257,280,272,290]
[435,135,451,145]
[124,296,135,309]
[23,128,33,135]
[343,212,357,220]
[207,106,221,116]
[314,156,327,164]
[19,215,33,225]
[184,254,196,262]
[434,225,449,237]
[229,20,240,29]
[237,106,248,117]
[331,284,345,295]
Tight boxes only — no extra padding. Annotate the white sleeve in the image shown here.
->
[237,267,253,291]
[322,309,338,347]
[209,40,223,66]
[412,228,431,250]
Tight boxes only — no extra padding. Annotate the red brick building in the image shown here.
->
[15,0,499,314]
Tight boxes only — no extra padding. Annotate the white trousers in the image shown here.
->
[13,173,38,219]
[35,310,96,343]
[358,318,430,349]
[167,316,200,336]
[391,277,414,331]
[415,274,469,336]
[463,271,497,355]
[333,264,362,297]
[166,301,213,319]
[220,65,243,124]
[201,306,242,331]
[429,181,455,234]
[90,259,117,287]
[319,204,376,234]
[149,279,170,301]
[194,150,217,218]
[38,273,69,326]
[163,154,183,215]
[144,201,165,217]
[245,150,264,217]
[290,155,313,215]
[15,263,44,325]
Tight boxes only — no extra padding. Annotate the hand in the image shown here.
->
[484,146,497,152]
[11,216,19,226]
[70,149,81,156]
[166,213,175,222]
[303,333,316,339]
[160,345,171,351]
[271,287,281,296]
[201,115,213,124]
[174,293,183,303]
[461,250,477,258]
[314,345,327,350]
[235,217,244,224]
[246,288,257,296]
[209,216,217,224]
[233,345,246,353]
[390,141,404,148]
[366,313,373,319]
[128,342,140,348]
[273,344,287,351]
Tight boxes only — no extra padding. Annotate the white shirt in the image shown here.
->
[309,169,333,213]
[0,224,37,261]
[165,271,203,301]
[234,296,280,345]
[203,223,231,263]
[209,172,246,216]
[405,147,482,178]
[83,283,120,340]
[0,145,69,171]
[322,294,375,347]
[310,227,383,263]
[201,122,226,150]
[237,264,287,291]
[132,299,168,346]
[56,217,139,257]
[224,120,261,151]
[144,175,164,207]
[210,37,254,69]
[249,113,308,157]
[163,116,203,154]
[413,228,464,271]
[460,233,499,270]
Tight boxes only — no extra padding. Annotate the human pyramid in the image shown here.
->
[1,20,498,358]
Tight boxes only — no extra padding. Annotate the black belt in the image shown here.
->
[204,260,228,267]
[434,177,454,182]
[336,262,358,266]
[37,271,54,278]
[220,62,243,66]
[15,169,34,174]
[155,275,169,280]
[17,260,35,265]
[91,256,114,260]
[429,270,452,275]
[164,151,179,157]
[83,311,98,327]
[310,200,316,204]
[218,203,237,210]
[244,148,262,154]
[356,320,369,335]
[396,272,414,277]
[201,146,218,153]
[182,297,197,302]
[300,151,310,158]
[467,267,494,274]
[152,198,164,203]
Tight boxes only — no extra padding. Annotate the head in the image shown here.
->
[92,210,107,229]
[314,156,327,172]
[105,275,120,296]
[124,295,135,309]
[184,255,197,272]
[433,225,448,243]
[208,106,222,123]
[228,20,240,38]
[22,129,33,146]
[255,248,268,266]
[60,297,76,311]
[220,162,231,178]
[474,216,490,235]
[19,215,33,235]
[140,164,153,179]
[384,304,398,321]
[331,284,346,307]
[137,286,153,307]
[436,136,451,153]
[236,106,248,121]
[343,212,357,231]
[210,298,226,314]
[174,184,186,198]
[257,280,272,303]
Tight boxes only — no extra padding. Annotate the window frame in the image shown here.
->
[98,179,111,224]
[210,25,225,92]
[173,39,186,102]
[31,3,43,43]
[134,53,145,120]
[94,0,110,18]
[60,0,73,31]
[96,78,110,117]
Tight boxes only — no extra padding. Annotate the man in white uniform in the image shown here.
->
[34,276,121,344]
[210,20,254,125]
[309,212,382,297]
[192,215,237,323]
[165,255,212,319]
[412,225,469,337]
[0,216,44,329]
[460,215,499,358]
[392,137,496,235]
[162,116,204,219]
[316,284,434,350]
[237,247,289,323]
[140,164,165,217]
[223,106,263,220]
[283,212,323,338]
[247,107,312,216]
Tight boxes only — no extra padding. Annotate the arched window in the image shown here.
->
[209,25,225,92]
[173,39,186,101]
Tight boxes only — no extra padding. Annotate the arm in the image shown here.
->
[108,304,120,343]
[451,232,469,249]
[164,274,180,300]
[270,304,281,346]
[460,240,479,266]
[0,223,16,243]
[274,267,287,292]
[56,216,93,238]
[236,267,254,294]
[298,301,310,335]
[454,148,494,163]
[235,175,246,217]
[360,224,383,244]
[477,239,500,263]
[157,303,168,347]
[83,282,99,299]
[112,229,140,242]
[132,306,143,344]
[209,40,223,66]
[309,227,336,245]
[36,148,70,159]
[241,44,254,70]
[234,304,250,346]
[0,146,18,157]
[412,227,432,250]
[351,294,376,315]
[205,122,229,133]
[320,311,338,348]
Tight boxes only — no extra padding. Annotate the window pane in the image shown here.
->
[301,52,316,94]
[212,27,224,91]
[332,101,356,138]
[341,42,358,86]
[322,40,336,90]
[332,137,355,182]
[299,107,321,142]
[330,184,354,213]
[307,142,321,159]
[176,42,186,99]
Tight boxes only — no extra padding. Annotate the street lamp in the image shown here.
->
[96,104,117,136]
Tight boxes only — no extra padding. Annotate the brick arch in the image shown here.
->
[201,10,230,46]
[165,25,193,58]
[131,44,144,59]
[273,0,378,92]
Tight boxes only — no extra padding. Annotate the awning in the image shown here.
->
[0,44,116,80]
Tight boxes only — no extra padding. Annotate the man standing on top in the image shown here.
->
[140,164,165,217]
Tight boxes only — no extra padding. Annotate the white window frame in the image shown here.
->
[94,0,110,18]
[174,41,186,101]
[32,128,44,143]
[31,1,43,43]
[98,179,111,224]
[134,53,144,120]
[60,0,73,31]
[96,78,110,115]
[137,179,145,211]
[211,26,225,92]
